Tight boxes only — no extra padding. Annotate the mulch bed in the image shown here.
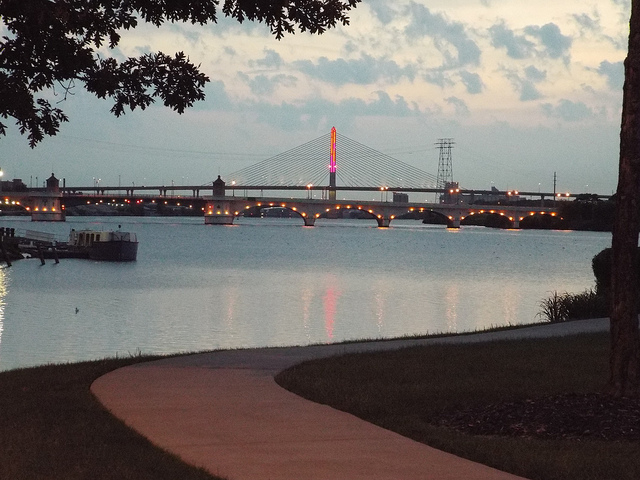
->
[436,393,640,441]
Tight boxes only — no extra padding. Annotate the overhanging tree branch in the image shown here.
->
[0,0,361,147]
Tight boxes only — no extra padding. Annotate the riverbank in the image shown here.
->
[4,319,633,480]
[278,323,636,480]
[0,355,221,480]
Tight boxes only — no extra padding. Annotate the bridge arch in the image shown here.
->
[329,205,395,228]
[519,211,563,229]
[462,211,514,229]
[421,209,456,228]
[464,208,528,229]
[242,201,323,227]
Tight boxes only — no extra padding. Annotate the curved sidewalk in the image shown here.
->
[91,319,608,480]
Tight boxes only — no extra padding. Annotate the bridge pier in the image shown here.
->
[376,216,391,228]
[302,215,316,227]
[204,198,236,225]
[30,174,65,222]
[205,213,234,225]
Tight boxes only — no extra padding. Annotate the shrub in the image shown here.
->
[564,288,608,320]
[539,291,570,323]
[539,289,608,323]
[591,248,613,299]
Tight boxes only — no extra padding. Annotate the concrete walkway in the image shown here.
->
[91,318,609,480]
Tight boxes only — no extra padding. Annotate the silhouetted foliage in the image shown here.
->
[0,0,360,147]
[592,247,640,310]
[557,197,615,232]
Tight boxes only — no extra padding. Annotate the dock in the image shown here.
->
[0,227,86,266]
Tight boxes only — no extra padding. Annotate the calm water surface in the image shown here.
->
[0,216,611,371]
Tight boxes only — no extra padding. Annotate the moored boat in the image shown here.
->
[68,227,138,261]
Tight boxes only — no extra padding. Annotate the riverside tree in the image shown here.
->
[610,0,640,397]
[0,0,360,147]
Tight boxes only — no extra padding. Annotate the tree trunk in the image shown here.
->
[609,0,640,397]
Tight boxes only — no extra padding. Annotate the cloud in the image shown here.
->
[524,65,547,82]
[489,22,535,59]
[504,68,543,101]
[251,49,284,69]
[200,80,231,109]
[367,0,396,25]
[598,60,624,90]
[490,21,572,62]
[293,54,416,85]
[245,74,297,96]
[365,91,417,116]
[519,81,542,101]
[250,91,421,130]
[523,23,572,61]
[404,2,481,68]
[423,71,454,88]
[541,99,593,121]
[459,71,483,94]
[572,12,600,33]
[445,96,470,115]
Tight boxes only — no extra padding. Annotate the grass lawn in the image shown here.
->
[0,356,223,480]
[276,332,640,480]
[2,330,638,480]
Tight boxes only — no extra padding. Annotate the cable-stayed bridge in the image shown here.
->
[10,128,566,227]
[224,130,437,190]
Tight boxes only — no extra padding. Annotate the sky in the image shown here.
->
[1,0,631,196]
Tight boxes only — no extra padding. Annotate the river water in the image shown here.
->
[0,215,610,371]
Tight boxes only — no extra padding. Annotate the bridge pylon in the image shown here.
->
[329,126,337,201]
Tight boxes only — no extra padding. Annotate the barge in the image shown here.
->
[4,226,139,263]
[68,228,138,261]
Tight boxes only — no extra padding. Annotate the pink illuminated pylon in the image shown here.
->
[329,127,337,200]
[330,126,337,173]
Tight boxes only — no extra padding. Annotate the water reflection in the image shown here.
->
[444,284,459,332]
[501,285,520,325]
[223,283,239,335]
[323,276,341,340]
[301,286,314,341]
[0,267,8,357]
[373,288,385,333]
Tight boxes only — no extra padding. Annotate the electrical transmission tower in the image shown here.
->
[435,138,455,189]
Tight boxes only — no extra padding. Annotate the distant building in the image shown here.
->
[0,178,27,192]
[461,186,520,205]
[440,182,461,204]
